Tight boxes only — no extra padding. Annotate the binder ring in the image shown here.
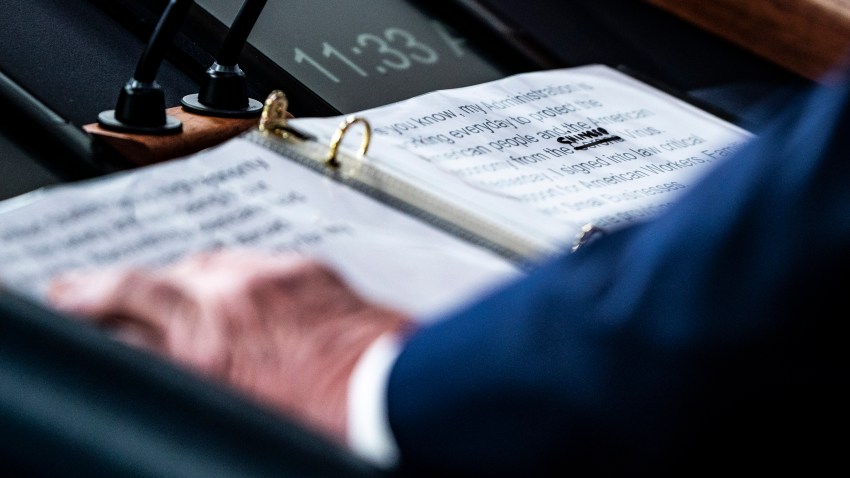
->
[326,115,371,168]
[259,90,290,135]
[571,223,606,252]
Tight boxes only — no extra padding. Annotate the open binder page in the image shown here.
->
[0,139,518,320]
[291,64,753,244]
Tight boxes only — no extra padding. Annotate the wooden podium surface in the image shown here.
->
[84,107,259,166]
[645,0,850,82]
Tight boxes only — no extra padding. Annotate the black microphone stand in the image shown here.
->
[181,0,268,117]
[97,0,194,135]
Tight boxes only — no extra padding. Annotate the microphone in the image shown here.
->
[181,0,268,117]
[97,0,194,135]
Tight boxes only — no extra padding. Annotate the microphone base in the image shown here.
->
[180,94,263,118]
[97,110,183,135]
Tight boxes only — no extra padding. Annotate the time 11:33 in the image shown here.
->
[293,22,468,83]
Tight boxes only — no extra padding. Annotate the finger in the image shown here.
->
[164,249,310,299]
[47,267,179,334]
[48,268,127,315]
[168,249,305,277]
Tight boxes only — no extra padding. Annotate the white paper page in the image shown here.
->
[0,138,519,320]
[292,64,753,239]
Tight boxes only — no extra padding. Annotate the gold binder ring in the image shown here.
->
[326,115,371,168]
[259,90,291,136]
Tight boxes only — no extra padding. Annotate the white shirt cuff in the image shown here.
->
[346,332,403,469]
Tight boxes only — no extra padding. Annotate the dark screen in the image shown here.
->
[196,0,512,113]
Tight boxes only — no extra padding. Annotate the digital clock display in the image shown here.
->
[194,0,515,114]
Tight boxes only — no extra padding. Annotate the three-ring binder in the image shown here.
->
[251,88,561,263]
[259,90,371,168]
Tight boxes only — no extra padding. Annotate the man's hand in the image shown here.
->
[47,249,413,444]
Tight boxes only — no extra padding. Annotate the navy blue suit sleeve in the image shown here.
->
[386,79,850,476]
